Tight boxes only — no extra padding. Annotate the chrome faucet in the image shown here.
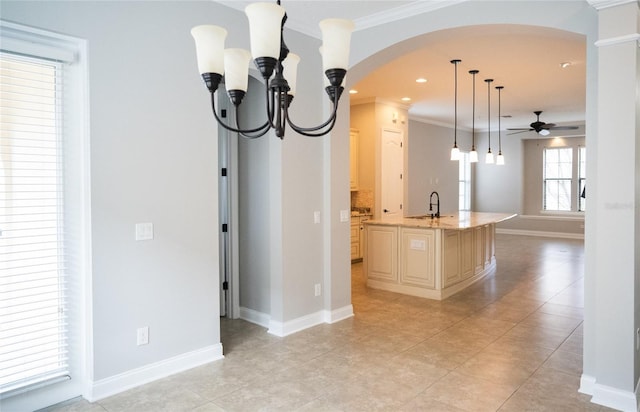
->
[429,191,440,219]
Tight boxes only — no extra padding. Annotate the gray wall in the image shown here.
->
[406,120,471,216]
[1,1,222,380]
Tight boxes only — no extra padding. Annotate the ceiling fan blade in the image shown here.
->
[507,130,532,135]
[548,126,579,130]
[506,128,533,131]
[540,123,556,129]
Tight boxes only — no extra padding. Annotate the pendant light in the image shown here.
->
[496,85,505,165]
[469,70,479,163]
[450,59,461,161]
[485,78,494,164]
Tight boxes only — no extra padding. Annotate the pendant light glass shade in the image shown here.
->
[496,85,505,166]
[319,19,355,72]
[469,149,478,163]
[450,59,461,161]
[282,53,300,96]
[223,48,252,92]
[245,2,285,60]
[485,150,494,164]
[450,146,460,161]
[191,25,227,75]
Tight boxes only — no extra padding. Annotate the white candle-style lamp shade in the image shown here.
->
[223,48,252,92]
[469,150,478,163]
[282,53,300,96]
[319,18,354,71]
[485,151,494,164]
[450,146,460,161]
[245,2,285,60]
[496,153,505,165]
[191,25,227,75]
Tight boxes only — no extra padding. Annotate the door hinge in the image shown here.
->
[400,142,403,148]
[400,173,403,179]
[222,223,228,233]
[222,281,229,290]
[400,204,403,210]
[221,168,227,177]
[221,109,227,118]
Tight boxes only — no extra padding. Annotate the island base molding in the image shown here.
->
[367,261,496,300]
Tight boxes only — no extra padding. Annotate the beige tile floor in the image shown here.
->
[43,234,618,412]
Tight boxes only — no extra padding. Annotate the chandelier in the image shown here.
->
[191,1,354,139]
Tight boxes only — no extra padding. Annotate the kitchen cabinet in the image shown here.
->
[364,224,397,283]
[363,212,515,300]
[351,214,370,261]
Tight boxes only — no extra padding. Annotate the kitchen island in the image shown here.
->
[363,212,515,300]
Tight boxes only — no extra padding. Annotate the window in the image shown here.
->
[578,146,586,212]
[458,152,471,211]
[0,21,88,411]
[543,147,572,211]
[1,52,69,395]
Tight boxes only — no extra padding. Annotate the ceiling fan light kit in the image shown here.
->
[507,110,579,136]
[191,1,354,139]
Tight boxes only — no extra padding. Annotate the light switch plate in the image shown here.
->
[340,210,350,223]
[135,222,154,241]
[314,211,321,224]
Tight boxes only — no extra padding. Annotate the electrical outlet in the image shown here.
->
[137,326,149,346]
[314,283,321,297]
[314,211,321,224]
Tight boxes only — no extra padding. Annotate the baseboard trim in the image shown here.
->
[241,306,354,337]
[269,311,325,337]
[324,305,354,323]
[496,228,584,240]
[579,373,638,412]
[239,306,270,329]
[87,344,223,402]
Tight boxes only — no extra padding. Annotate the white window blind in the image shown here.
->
[0,52,69,395]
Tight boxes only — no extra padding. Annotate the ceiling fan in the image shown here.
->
[508,111,579,136]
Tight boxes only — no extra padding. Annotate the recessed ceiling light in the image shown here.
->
[560,62,572,68]
[349,89,358,94]
[416,78,427,83]
[401,97,411,101]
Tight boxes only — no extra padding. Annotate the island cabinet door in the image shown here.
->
[460,229,474,280]
[366,225,398,283]
[484,224,495,266]
[399,228,436,288]
[442,230,461,287]
[474,226,485,274]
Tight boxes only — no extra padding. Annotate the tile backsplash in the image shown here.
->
[351,190,374,214]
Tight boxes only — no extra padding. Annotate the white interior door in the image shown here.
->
[381,128,404,220]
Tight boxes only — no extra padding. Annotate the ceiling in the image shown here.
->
[217,1,587,135]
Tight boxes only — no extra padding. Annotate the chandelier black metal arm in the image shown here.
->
[283,83,344,137]
[204,74,271,139]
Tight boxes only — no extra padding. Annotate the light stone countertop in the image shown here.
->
[364,211,516,230]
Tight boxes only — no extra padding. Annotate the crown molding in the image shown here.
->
[586,0,638,10]
[354,0,469,32]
